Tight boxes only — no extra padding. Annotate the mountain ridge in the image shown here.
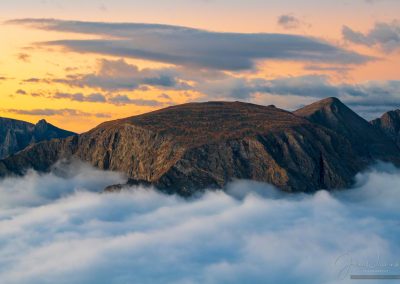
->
[1,98,400,196]
[294,97,400,163]
[0,117,76,159]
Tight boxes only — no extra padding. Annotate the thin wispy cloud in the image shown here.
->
[108,95,163,106]
[20,58,184,91]
[52,58,182,91]
[4,108,111,118]
[16,89,27,95]
[53,92,106,103]
[16,53,31,62]
[15,89,164,107]
[277,14,309,30]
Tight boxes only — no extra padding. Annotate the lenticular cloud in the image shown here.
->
[0,162,399,284]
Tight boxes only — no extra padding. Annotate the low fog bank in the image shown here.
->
[0,162,399,283]
[0,161,126,209]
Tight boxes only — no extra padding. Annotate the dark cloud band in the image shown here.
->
[8,19,374,71]
[343,21,400,52]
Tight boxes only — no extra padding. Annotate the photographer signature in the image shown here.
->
[335,252,400,279]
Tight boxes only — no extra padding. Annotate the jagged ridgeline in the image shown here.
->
[0,98,400,196]
[0,118,76,159]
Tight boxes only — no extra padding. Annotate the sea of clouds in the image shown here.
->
[0,161,399,284]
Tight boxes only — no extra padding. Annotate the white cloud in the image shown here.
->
[0,162,399,283]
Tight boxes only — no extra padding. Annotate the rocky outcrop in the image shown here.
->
[371,110,400,148]
[1,99,400,196]
[0,117,76,159]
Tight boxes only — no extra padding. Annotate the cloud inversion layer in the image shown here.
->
[8,19,373,70]
[0,162,399,283]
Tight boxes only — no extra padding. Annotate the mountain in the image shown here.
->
[371,110,400,148]
[294,97,400,163]
[0,117,76,159]
[0,98,400,196]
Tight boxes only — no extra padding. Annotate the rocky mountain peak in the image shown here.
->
[36,119,48,126]
[372,109,400,129]
[0,117,75,159]
[295,97,400,163]
[294,97,356,121]
[371,109,400,148]
[34,119,50,132]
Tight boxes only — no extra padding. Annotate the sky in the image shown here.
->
[0,0,400,132]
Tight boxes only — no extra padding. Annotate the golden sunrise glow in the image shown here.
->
[0,0,399,132]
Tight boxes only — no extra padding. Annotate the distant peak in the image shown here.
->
[294,97,348,117]
[385,109,400,117]
[372,109,400,124]
[35,119,51,131]
[37,119,48,124]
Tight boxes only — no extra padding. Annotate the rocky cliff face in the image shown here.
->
[0,117,76,159]
[1,99,400,196]
[371,110,400,148]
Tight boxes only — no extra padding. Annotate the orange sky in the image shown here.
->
[0,0,399,132]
